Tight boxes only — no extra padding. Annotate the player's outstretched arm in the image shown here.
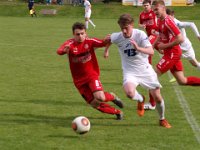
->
[104,43,111,59]
[177,20,200,38]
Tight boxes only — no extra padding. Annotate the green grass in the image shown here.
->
[0,2,200,150]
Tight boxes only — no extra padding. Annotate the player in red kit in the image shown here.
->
[152,0,200,86]
[139,0,158,38]
[139,0,158,110]
[57,22,124,120]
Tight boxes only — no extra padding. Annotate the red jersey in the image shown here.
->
[57,37,106,87]
[139,9,158,36]
[157,15,182,58]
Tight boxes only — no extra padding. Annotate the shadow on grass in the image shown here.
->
[0,113,75,128]
[0,98,83,106]
[47,135,79,139]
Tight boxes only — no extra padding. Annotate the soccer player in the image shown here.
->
[166,8,200,70]
[139,0,158,40]
[57,22,123,120]
[104,14,171,128]
[83,0,96,29]
[152,0,200,86]
[139,0,158,110]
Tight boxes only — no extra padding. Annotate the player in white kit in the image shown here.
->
[166,8,200,70]
[84,0,96,29]
[104,14,171,128]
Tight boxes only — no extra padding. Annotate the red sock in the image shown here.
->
[149,92,156,106]
[97,103,121,114]
[186,76,200,86]
[104,92,115,102]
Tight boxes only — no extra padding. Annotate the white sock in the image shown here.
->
[89,19,95,27]
[131,90,143,102]
[85,21,89,29]
[156,100,165,120]
[197,62,200,70]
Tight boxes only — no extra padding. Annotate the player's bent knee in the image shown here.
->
[126,91,134,99]
[90,100,100,108]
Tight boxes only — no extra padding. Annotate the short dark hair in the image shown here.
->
[152,0,165,6]
[118,14,134,26]
[143,0,152,5]
[72,22,86,33]
[166,8,174,16]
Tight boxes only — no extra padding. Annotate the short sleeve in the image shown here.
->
[110,33,119,44]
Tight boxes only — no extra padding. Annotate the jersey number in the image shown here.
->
[124,49,137,57]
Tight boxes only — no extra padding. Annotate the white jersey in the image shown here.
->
[84,0,91,13]
[111,29,152,76]
[174,18,200,51]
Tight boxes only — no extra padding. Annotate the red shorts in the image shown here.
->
[76,78,103,103]
[156,55,183,74]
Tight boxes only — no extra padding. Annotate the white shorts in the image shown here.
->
[182,47,195,60]
[85,10,91,18]
[123,68,162,90]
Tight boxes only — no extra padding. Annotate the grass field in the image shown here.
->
[0,2,200,150]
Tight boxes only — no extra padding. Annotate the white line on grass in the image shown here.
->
[167,72,200,144]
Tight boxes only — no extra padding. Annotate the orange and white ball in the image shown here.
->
[72,116,90,134]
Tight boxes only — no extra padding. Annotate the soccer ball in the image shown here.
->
[71,116,90,134]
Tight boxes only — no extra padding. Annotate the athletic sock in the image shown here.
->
[156,100,165,120]
[97,103,121,114]
[104,92,115,102]
[149,92,156,106]
[131,90,143,102]
[89,19,95,27]
[186,76,200,86]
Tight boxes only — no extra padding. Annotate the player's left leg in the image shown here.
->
[189,59,200,70]
[172,70,200,86]
[182,47,200,70]
[150,88,171,128]
[88,19,96,29]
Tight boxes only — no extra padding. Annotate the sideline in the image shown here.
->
[167,72,200,144]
